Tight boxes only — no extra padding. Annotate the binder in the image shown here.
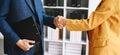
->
[11,17,41,43]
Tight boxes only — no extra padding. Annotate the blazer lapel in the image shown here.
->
[25,0,35,13]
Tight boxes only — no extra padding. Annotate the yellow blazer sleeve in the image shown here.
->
[66,0,115,31]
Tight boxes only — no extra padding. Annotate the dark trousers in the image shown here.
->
[32,42,43,55]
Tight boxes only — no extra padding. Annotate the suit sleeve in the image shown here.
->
[39,1,56,28]
[42,12,56,29]
[66,0,115,31]
[0,0,20,46]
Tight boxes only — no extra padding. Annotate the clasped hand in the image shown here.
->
[54,16,66,29]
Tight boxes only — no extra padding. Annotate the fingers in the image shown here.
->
[23,39,35,51]
[27,39,35,45]
[56,16,63,29]
[57,23,64,29]
[53,17,58,27]
[25,39,35,49]
[25,40,34,51]
[54,16,66,29]
[16,39,35,51]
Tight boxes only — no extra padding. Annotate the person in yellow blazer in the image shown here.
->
[55,0,120,55]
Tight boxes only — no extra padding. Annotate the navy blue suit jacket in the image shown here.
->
[0,0,55,55]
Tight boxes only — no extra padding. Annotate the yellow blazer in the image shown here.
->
[66,0,120,55]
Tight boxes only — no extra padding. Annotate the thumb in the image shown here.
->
[29,45,34,49]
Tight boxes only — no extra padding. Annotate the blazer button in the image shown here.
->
[32,24,35,26]
[36,32,39,35]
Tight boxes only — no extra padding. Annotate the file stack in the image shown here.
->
[48,42,62,55]
[70,31,82,43]
[47,27,59,40]
[65,43,82,55]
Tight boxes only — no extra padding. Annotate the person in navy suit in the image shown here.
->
[0,0,64,55]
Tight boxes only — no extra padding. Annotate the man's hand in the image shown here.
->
[54,16,66,29]
[16,39,35,51]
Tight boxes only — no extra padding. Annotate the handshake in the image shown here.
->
[54,16,66,29]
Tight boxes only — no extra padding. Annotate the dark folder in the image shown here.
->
[11,17,41,43]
